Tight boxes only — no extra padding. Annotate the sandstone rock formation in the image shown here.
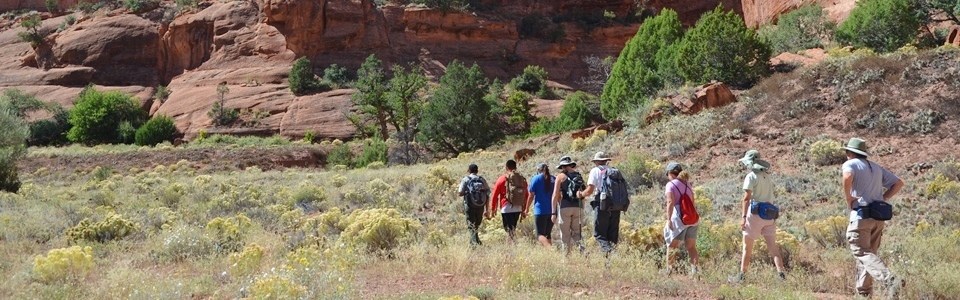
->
[739,0,855,28]
[771,48,827,68]
[947,26,960,47]
[669,81,737,114]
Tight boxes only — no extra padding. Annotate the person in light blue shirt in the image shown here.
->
[841,138,905,298]
[525,163,555,247]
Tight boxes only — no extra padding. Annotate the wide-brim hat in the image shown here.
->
[556,156,577,169]
[591,151,612,162]
[738,150,770,171]
[844,138,869,157]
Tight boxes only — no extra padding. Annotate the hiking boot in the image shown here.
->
[727,272,745,284]
[690,266,700,280]
[778,272,786,281]
[885,276,905,300]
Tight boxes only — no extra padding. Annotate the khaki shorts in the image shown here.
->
[742,213,776,240]
[675,225,699,241]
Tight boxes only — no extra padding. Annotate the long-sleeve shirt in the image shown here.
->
[490,173,527,214]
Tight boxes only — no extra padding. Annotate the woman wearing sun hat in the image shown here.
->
[729,150,785,283]
[551,156,586,254]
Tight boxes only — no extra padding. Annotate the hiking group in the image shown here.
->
[457,138,906,299]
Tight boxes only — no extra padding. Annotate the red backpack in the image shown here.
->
[672,180,699,225]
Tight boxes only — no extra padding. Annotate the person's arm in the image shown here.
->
[664,188,675,229]
[843,171,856,209]
[740,189,752,229]
[552,174,565,214]
[884,179,904,201]
[458,178,467,196]
[579,185,595,200]
[523,176,535,216]
[490,176,505,214]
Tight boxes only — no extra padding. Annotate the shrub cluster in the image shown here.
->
[509,66,550,98]
[339,208,420,253]
[289,57,331,95]
[67,87,147,144]
[836,0,922,53]
[228,243,264,276]
[206,214,253,253]
[804,216,848,248]
[758,4,835,54]
[808,139,846,166]
[927,174,960,199]
[531,92,596,135]
[32,246,95,283]
[66,212,138,243]
[135,115,178,146]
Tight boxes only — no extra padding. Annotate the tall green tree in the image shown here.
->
[837,0,923,52]
[351,54,389,140]
[418,61,497,154]
[0,96,30,193]
[504,90,534,131]
[385,64,427,164]
[676,6,771,88]
[601,9,683,120]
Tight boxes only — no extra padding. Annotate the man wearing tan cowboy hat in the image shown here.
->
[841,138,905,299]
[578,151,620,255]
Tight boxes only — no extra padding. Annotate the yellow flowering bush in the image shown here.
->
[804,216,848,248]
[915,220,932,235]
[144,206,178,231]
[621,223,664,252]
[290,184,327,209]
[249,275,306,300]
[754,229,800,265]
[66,212,139,243]
[425,165,456,191]
[699,221,741,259]
[33,246,95,283]
[570,137,587,151]
[206,214,253,253]
[585,129,608,146]
[808,139,846,166]
[339,208,421,253]
[427,228,448,248]
[330,174,346,188]
[926,174,960,199]
[693,186,714,218]
[229,243,264,276]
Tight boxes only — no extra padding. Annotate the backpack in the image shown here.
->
[464,176,487,208]
[597,166,630,211]
[504,172,527,207]
[672,180,699,225]
[563,171,585,204]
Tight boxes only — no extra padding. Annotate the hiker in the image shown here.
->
[489,159,529,242]
[662,162,700,275]
[578,152,625,255]
[551,156,586,254]
[729,150,785,283]
[525,163,555,247]
[841,138,905,298]
[458,163,490,246]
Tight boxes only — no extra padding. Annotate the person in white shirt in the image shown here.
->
[577,152,619,255]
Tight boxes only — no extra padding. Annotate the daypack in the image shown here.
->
[597,167,630,211]
[672,180,699,225]
[464,176,488,208]
[563,171,586,204]
[505,172,527,207]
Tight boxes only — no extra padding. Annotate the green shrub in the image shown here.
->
[154,85,170,103]
[205,214,253,253]
[503,90,534,131]
[601,9,684,119]
[836,0,922,53]
[758,4,835,54]
[66,212,139,243]
[676,6,771,88]
[45,0,58,12]
[808,139,846,165]
[174,0,196,9]
[326,143,353,168]
[531,91,595,135]
[323,64,350,88]
[354,138,387,168]
[509,65,549,97]
[153,225,215,262]
[351,54,389,139]
[67,87,147,144]
[289,57,318,95]
[411,0,470,12]
[0,89,45,117]
[209,83,238,126]
[135,115,178,146]
[123,0,157,13]
[1,93,32,193]
[32,246,94,283]
[116,121,136,144]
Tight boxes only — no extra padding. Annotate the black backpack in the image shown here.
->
[563,171,585,204]
[597,166,630,211]
[464,176,488,208]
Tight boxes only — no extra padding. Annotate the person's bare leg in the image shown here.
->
[665,239,680,267]
[740,238,755,274]
[764,234,785,273]
[685,238,699,267]
[538,235,552,247]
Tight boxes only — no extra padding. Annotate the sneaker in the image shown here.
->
[778,272,786,281]
[885,276,905,300]
[727,272,745,284]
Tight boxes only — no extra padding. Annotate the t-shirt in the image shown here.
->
[528,174,555,216]
[665,179,692,206]
[742,171,774,203]
[587,166,606,198]
[842,158,900,206]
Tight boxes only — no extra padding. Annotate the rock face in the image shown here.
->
[739,0,855,28]
[0,0,855,140]
[669,82,737,114]
[771,48,827,68]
